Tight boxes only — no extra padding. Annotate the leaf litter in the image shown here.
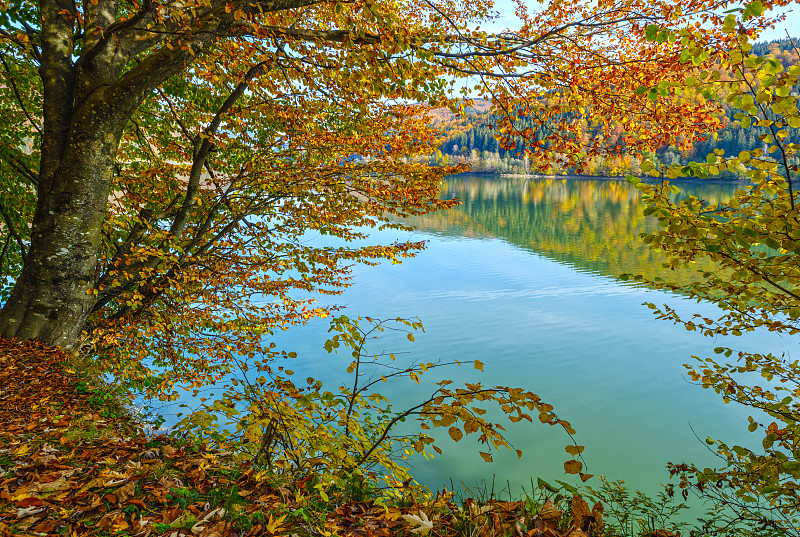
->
[0,337,679,536]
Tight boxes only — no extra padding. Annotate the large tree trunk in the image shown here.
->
[0,95,121,348]
[0,0,214,348]
[0,0,308,348]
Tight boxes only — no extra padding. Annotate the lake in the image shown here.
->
[262,174,788,501]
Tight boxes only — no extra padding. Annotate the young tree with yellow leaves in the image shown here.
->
[627,7,800,533]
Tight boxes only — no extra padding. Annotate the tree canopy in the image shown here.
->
[1,0,770,397]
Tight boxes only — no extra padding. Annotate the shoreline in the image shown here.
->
[451,171,748,184]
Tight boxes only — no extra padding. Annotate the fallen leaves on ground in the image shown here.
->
[0,338,293,537]
[0,337,681,537]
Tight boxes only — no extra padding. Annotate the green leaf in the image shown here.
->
[555,479,579,494]
[537,478,560,493]
[744,0,763,18]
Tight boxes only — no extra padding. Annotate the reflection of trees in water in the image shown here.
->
[408,175,738,284]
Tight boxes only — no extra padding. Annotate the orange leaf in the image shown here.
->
[564,459,583,474]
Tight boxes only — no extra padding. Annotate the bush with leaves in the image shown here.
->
[173,315,587,498]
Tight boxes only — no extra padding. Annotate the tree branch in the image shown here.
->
[0,202,28,263]
[0,52,41,135]
[168,60,269,238]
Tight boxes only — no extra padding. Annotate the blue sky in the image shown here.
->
[486,0,798,41]
[757,4,800,40]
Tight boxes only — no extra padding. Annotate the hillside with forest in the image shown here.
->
[433,38,800,176]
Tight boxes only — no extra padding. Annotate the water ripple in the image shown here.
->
[411,283,643,301]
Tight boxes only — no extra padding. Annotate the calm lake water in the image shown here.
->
[263,174,790,500]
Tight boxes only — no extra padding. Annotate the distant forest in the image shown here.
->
[433,38,800,177]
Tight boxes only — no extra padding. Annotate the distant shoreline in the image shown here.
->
[451,171,748,184]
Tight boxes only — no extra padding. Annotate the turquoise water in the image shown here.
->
[260,175,788,499]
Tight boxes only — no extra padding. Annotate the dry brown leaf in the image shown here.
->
[33,453,57,466]
[538,499,562,520]
[564,459,583,474]
[95,510,123,531]
[29,475,69,494]
[15,515,44,532]
[116,481,137,503]
[571,495,590,524]
[591,501,603,526]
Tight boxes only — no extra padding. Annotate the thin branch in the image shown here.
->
[168,60,269,238]
[2,153,40,186]
[0,53,41,135]
[154,86,198,146]
[0,202,27,263]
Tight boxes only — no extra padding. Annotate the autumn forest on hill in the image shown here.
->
[2,0,800,535]
[434,38,800,177]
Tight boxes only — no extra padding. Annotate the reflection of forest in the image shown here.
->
[408,175,738,284]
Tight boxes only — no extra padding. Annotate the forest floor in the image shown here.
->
[0,337,614,537]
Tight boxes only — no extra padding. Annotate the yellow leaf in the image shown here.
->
[479,451,493,462]
[565,445,585,456]
[448,427,463,442]
[13,444,32,456]
[265,514,287,533]
[474,360,484,371]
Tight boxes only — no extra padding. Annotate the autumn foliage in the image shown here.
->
[2,0,799,527]
[624,13,800,535]
[0,0,787,379]
[170,315,590,496]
